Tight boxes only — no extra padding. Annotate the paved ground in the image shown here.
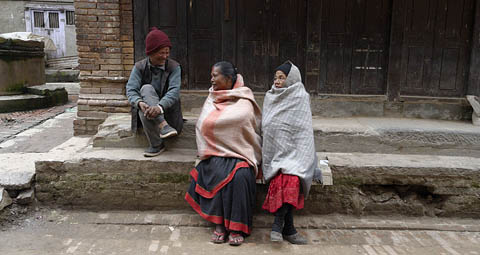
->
[1,102,480,254]
[1,209,480,255]
[0,102,76,145]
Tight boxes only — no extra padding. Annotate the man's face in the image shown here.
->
[149,46,170,66]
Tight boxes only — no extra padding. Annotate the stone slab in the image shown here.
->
[44,82,80,96]
[0,109,75,153]
[94,114,480,158]
[0,153,39,190]
[16,188,34,205]
[0,120,90,190]
[0,88,68,113]
[35,139,480,216]
[45,69,79,82]
[2,209,480,254]
[93,113,197,150]
[467,95,480,116]
[43,209,480,232]
[179,91,471,120]
[0,187,12,210]
[324,152,480,188]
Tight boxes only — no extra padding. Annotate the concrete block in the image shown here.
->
[474,114,480,126]
[467,95,480,116]
[319,159,333,186]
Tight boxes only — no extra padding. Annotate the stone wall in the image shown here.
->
[35,155,480,217]
[73,0,133,135]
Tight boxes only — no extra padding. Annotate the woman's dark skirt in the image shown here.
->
[185,156,256,235]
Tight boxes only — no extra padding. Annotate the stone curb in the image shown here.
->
[46,210,480,233]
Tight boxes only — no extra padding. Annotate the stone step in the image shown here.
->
[93,113,480,157]
[43,209,480,232]
[179,91,473,121]
[45,69,79,82]
[0,84,69,113]
[35,139,480,217]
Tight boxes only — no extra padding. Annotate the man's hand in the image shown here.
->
[144,105,162,119]
[138,101,148,113]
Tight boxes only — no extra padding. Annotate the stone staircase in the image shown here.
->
[34,93,480,218]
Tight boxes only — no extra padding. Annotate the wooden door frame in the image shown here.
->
[468,0,480,96]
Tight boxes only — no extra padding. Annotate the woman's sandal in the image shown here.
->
[228,233,244,246]
[211,231,226,244]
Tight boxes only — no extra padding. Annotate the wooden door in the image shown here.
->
[269,0,307,85]
[397,0,474,97]
[133,0,188,85]
[317,0,391,95]
[237,0,307,91]
[30,10,65,58]
[236,0,270,91]
[187,0,222,89]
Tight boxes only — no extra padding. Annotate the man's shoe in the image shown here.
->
[143,144,165,157]
[160,124,178,139]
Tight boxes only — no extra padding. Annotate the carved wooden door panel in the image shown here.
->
[398,0,474,97]
[187,0,222,89]
[236,0,270,91]
[237,0,307,91]
[317,0,390,95]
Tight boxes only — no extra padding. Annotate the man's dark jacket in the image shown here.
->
[130,58,183,134]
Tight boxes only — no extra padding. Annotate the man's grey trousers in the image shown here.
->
[138,84,168,149]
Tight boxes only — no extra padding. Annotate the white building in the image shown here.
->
[1,0,77,59]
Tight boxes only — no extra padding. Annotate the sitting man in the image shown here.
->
[126,27,183,157]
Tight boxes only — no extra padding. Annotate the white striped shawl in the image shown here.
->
[262,62,316,197]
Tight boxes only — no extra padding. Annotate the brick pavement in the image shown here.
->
[1,209,479,255]
[0,102,76,144]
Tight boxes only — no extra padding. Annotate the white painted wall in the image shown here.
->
[0,1,27,34]
[65,22,77,57]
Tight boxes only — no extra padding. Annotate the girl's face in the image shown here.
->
[211,66,232,91]
[274,70,287,88]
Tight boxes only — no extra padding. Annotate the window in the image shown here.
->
[33,11,44,28]
[66,11,75,25]
[49,12,59,28]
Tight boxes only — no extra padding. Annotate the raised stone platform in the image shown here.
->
[35,137,480,217]
[93,113,480,157]
[179,92,473,121]
[0,84,68,113]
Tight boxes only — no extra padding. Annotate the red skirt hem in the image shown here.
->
[262,173,304,213]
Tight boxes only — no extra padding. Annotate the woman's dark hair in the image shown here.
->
[213,61,238,87]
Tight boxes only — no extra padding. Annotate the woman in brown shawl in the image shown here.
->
[185,61,262,246]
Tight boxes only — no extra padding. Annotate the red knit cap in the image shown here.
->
[145,27,172,55]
